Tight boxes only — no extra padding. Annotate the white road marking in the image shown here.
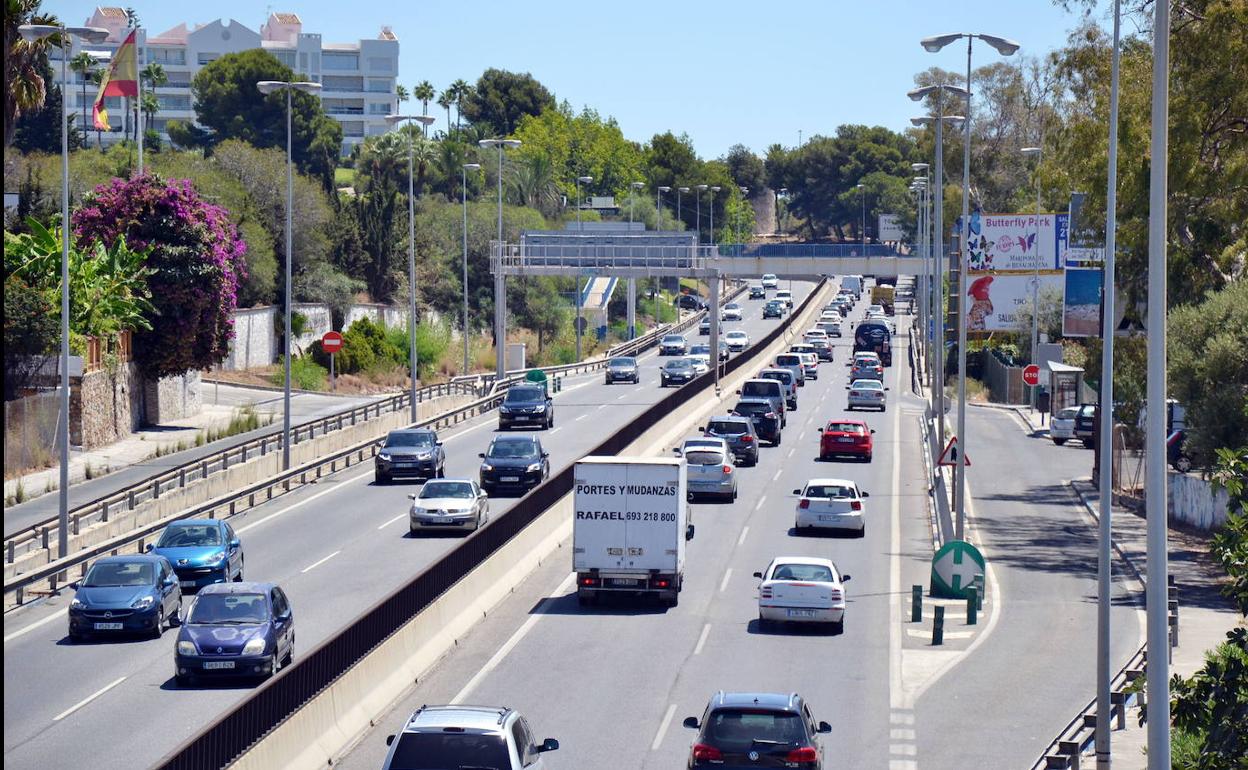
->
[4,607,68,644]
[889,346,905,711]
[786,447,795,458]
[597,404,608,411]
[890,712,915,725]
[694,623,712,654]
[575,414,588,422]
[754,495,767,512]
[651,703,679,751]
[300,549,341,574]
[737,528,750,548]
[617,393,628,400]
[549,428,562,435]
[235,468,373,534]
[719,569,732,593]
[799,430,807,441]
[377,512,407,530]
[452,572,576,705]
[771,469,782,482]
[53,676,126,721]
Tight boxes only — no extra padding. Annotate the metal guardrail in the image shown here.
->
[153,276,825,770]
[5,381,482,566]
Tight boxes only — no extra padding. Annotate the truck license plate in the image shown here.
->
[786,609,815,618]
[203,661,235,670]
[93,622,123,630]
[610,578,640,587]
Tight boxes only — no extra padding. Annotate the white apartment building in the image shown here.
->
[52,7,399,156]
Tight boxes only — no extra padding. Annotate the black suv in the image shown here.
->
[749,285,766,299]
[479,435,549,495]
[731,398,782,446]
[498,384,553,430]
[675,293,706,311]
[683,691,831,769]
[375,428,445,484]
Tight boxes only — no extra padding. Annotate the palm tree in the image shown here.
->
[139,62,166,138]
[437,90,452,137]
[4,0,62,148]
[507,153,561,217]
[449,78,471,132]
[139,91,159,133]
[413,80,435,117]
[69,51,97,145]
[395,83,408,111]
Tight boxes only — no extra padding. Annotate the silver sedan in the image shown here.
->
[408,479,489,534]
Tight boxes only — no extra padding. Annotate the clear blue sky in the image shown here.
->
[54,0,1103,159]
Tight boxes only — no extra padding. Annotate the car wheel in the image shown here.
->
[865,453,873,462]
[774,432,782,447]
[857,526,867,539]
[170,600,182,627]
[375,472,390,485]
[758,614,771,631]
[1052,438,1067,446]
[151,608,165,639]
[437,463,446,478]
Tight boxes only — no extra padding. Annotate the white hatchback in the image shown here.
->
[724,329,751,351]
[1050,407,1079,445]
[793,478,869,535]
[755,556,851,633]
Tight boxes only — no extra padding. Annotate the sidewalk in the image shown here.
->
[1069,478,1242,768]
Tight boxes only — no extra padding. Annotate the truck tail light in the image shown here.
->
[692,743,723,761]
[851,501,862,511]
[786,746,818,763]
[579,576,598,586]
[654,578,671,589]
[799,499,810,509]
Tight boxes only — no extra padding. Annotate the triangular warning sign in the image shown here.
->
[938,437,971,467]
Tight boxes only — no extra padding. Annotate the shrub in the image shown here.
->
[271,355,327,391]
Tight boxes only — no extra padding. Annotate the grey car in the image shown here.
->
[408,479,489,534]
[738,378,787,427]
[375,428,445,484]
[383,705,559,770]
[604,356,640,384]
[661,357,697,387]
[701,415,760,466]
[758,368,798,410]
[774,353,806,386]
[683,444,738,502]
[660,334,688,356]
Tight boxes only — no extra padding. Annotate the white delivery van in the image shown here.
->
[841,275,863,298]
[573,457,691,606]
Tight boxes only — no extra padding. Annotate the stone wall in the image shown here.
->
[225,306,277,370]
[346,303,409,331]
[143,370,203,424]
[70,361,144,449]
[1169,470,1232,530]
[292,303,333,354]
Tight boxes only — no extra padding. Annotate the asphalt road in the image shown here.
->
[336,292,924,769]
[1,283,813,770]
[3,385,385,538]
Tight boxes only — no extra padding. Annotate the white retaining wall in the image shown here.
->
[1169,471,1232,530]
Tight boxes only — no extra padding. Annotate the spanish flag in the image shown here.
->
[92,30,138,131]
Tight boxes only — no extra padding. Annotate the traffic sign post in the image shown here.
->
[937,437,970,467]
[322,331,343,392]
[930,539,987,599]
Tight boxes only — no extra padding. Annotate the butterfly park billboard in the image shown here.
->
[962,212,1069,271]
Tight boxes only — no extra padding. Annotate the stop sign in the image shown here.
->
[322,331,344,354]
[1022,364,1041,387]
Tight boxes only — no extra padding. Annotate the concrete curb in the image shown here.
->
[1066,479,1148,587]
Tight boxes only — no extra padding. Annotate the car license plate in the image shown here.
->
[394,462,414,468]
[818,515,840,522]
[501,476,520,482]
[180,580,197,588]
[786,609,815,618]
[515,415,530,421]
[93,622,123,630]
[837,437,854,443]
[203,661,235,670]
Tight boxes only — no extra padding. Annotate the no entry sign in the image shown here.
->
[322,331,344,354]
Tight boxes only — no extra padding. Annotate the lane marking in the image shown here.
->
[651,703,679,751]
[549,428,562,435]
[451,572,576,705]
[719,569,732,593]
[786,447,795,458]
[694,623,712,654]
[53,675,126,722]
[575,414,588,422]
[891,728,917,739]
[300,549,341,574]
[377,512,407,530]
[616,393,628,400]
[800,430,807,441]
[737,526,749,546]
[597,404,608,411]
[234,468,373,534]
[771,469,782,482]
[889,341,905,711]
[754,495,767,512]
[4,607,68,644]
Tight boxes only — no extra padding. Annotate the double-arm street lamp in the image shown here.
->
[575,175,594,360]
[257,79,323,469]
[478,138,521,379]
[19,23,109,560]
[387,113,436,422]
[1021,145,1043,410]
[461,162,482,374]
[695,184,708,245]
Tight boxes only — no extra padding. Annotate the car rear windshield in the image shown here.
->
[690,345,711,355]
[851,380,883,390]
[805,484,856,499]
[733,402,771,416]
[387,732,510,770]
[826,422,865,434]
[664,359,692,370]
[760,371,792,384]
[419,481,474,499]
[741,382,780,398]
[685,450,727,466]
[1056,408,1079,419]
[157,523,221,548]
[385,432,435,448]
[663,335,684,344]
[772,563,835,582]
[703,709,806,752]
[84,561,154,587]
[488,440,539,459]
[707,420,748,435]
[189,593,268,624]
[505,386,543,403]
[776,355,801,366]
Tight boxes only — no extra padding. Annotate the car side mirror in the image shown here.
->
[841,574,852,582]
[407,494,417,500]
[697,427,706,433]
[792,488,801,496]
[752,571,763,578]
[386,735,396,746]
[682,717,700,730]
[885,387,891,391]
[539,738,560,753]
[436,441,443,446]
[542,451,549,458]
[229,538,240,549]
[685,524,695,541]
[145,542,154,552]
[70,580,81,590]
[862,492,870,498]
[818,721,833,733]
[478,453,485,458]
[164,576,176,587]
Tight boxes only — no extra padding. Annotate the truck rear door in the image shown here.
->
[623,463,682,572]
[573,467,627,571]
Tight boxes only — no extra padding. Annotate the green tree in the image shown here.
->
[4,0,60,148]
[139,61,167,131]
[3,274,58,399]
[461,68,556,137]
[395,83,408,108]
[11,58,77,153]
[437,89,452,136]
[724,144,766,193]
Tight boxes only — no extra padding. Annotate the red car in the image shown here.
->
[819,419,875,462]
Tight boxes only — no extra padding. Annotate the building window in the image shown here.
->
[158,95,191,110]
[149,48,186,66]
[365,78,391,93]
[366,57,392,73]
[340,121,365,137]
[273,51,295,68]
[197,52,219,65]
[367,102,390,115]
[323,53,358,71]
[299,52,308,71]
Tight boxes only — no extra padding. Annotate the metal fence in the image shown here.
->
[4,391,60,480]
[152,278,824,770]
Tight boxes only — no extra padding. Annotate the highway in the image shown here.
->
[0,282,809,770]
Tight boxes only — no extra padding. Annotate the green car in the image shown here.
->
[763,300,784,319]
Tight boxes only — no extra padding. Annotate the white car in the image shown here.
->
[867,304,885,316]
[1050,407,1079,445]
[724,329,750,352]
[817,319,843,337]
[775,289,794,308]
[755,556,851,633]
[408,480,489,534]
[846,378,888,411]
[793,478,869,535]
[804,329,829,343]
[788,345,819,379]
[761,273,779,289]
[722,303,743,321]
[819,310,841,323]
[688,353,711,375]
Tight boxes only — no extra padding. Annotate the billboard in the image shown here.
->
[1062,267,1103,338]
[965,271,1065,333]
[961,212,1069,272]
[878,214,905,242]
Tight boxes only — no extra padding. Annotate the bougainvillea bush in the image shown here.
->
[73,173,248,379]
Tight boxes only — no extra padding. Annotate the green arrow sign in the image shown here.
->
[930,539,986,599]
[525,369,548,383]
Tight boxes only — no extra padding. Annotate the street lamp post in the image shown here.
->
[709,186,721,246]
[1021,146,1043,411]
[258,79,323,469]
[739,187,749,243]
[629,181,644,225]
[628,181,644,339]
[656,186,670,327]
[478,138,521,379]
[461,162,481,375]
[777,187,788,235]
[695,184,708,245]
[857,182,866,255]
[19,23,108,561]
[575,175,594,360]
[920,31,1020,542]
[387,113,436,422]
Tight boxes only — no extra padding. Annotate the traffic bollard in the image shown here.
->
[973,573,985,611]
[966,588,978,625]
[911,585,922,622]
[932,605,945,646]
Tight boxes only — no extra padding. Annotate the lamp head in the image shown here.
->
[577,176,593,184]
[911,162,929,171]
[710,186,721,193]
[658,186,671,192]
[1021,146,1042,156]
[921,33,965,53]
[978,33,1021,56]
[463,163,481,171]
[503,139,522,149]
[630,181,644,189]
[696,184,708,191]
[679,187,690,193]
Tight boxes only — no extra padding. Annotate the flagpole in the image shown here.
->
[135,28,142,174]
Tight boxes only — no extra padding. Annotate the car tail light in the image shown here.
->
[693,743,723,761]
[799,499,810,509]
[722,465,733,474]
[830,590,843,600]
[741,435,754,443]
[786,746,818,763]
[850,391,862,398]
[579,576,598,586]
[851,501,862,511]
[766,413,776,419]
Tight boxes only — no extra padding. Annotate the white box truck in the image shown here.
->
[573,457,691,606]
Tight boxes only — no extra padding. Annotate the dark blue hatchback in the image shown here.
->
[174,581,294,686]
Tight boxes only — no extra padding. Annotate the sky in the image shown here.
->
[52,0,1107,159]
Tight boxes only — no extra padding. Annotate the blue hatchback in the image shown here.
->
[68,553,183,641]
[150,518,243,590]
[174,581,294,686]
